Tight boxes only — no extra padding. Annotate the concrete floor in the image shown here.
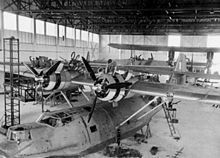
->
[177,101,220,158]
[0,93,219,158]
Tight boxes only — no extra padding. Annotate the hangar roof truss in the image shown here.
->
[2,0,220,35]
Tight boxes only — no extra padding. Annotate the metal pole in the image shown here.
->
[41,83,44,112]
[9,38,14,126]
[117,96,159,128]
[3,38,6,127]
[0,9,3,53]
[137,102,164,120]
[60,91,74,107]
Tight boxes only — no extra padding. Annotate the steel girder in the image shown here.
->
[2,0,220,35]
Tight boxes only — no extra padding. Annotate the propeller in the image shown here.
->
[81,57,132,123]
[24,61,63,111]
[82,57,131,90]
[23,61,62,88]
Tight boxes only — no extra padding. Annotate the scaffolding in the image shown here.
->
[2,37,20,129]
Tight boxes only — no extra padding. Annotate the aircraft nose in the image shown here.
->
[0,149,9,158]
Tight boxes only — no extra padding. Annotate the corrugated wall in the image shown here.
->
[1,30,99,62]
[0,30,208,62]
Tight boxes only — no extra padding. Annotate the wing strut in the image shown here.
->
[117,96,159,128]
[137,101,165,120]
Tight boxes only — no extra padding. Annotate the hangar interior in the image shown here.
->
[0,0,220,158]
[1,0,220,63]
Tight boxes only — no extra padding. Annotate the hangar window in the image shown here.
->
[88,32,93,43]
[93,33,99,43]
[36,19,45,35]
[18,15,33,33]
[46,22,57,36]
[3,12,16,30]
[90,125,97,133]
[59,25,65,38]
[76,29,81,40]
[168,35,181,47]
[81,30,88,41]
[66,27,75,39]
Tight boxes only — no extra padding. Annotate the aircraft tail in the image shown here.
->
[169,54,187,84]
[174,54,187,72]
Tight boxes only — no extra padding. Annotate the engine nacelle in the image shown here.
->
[38,70,80,94]
[94,74,129,102]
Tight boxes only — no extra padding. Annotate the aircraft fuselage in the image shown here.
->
[0,95,162,158]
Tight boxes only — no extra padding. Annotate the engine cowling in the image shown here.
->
[93,74,128,102]
[36,70,80,94]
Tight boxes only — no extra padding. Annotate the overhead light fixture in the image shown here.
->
[168,2,171,7]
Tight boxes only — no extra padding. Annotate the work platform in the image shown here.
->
[1,37,36,135]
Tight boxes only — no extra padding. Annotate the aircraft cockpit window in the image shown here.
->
[7,128,32,143]
[39,115,74,127]
[38,110,79,127]
[62,117,72,124]
[39,116,63,127]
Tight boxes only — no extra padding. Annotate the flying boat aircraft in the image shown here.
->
[88,43,214,74]
[73,57,220,116]
[22,59,90,107]
[108,43,220,73]
[98,43,220,85]
[0,57,220,158]
[1,53,88,107]
[0,94,163,158]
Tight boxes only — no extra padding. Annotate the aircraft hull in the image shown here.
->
[0,95,162,158]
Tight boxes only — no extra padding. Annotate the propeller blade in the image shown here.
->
[45,61,61,76]
[82,57,97,81]
[151,53,154,59]
[106,82,132,89]
[39,70,44,76]
[23,63,39,76]
[88,96,97,123]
